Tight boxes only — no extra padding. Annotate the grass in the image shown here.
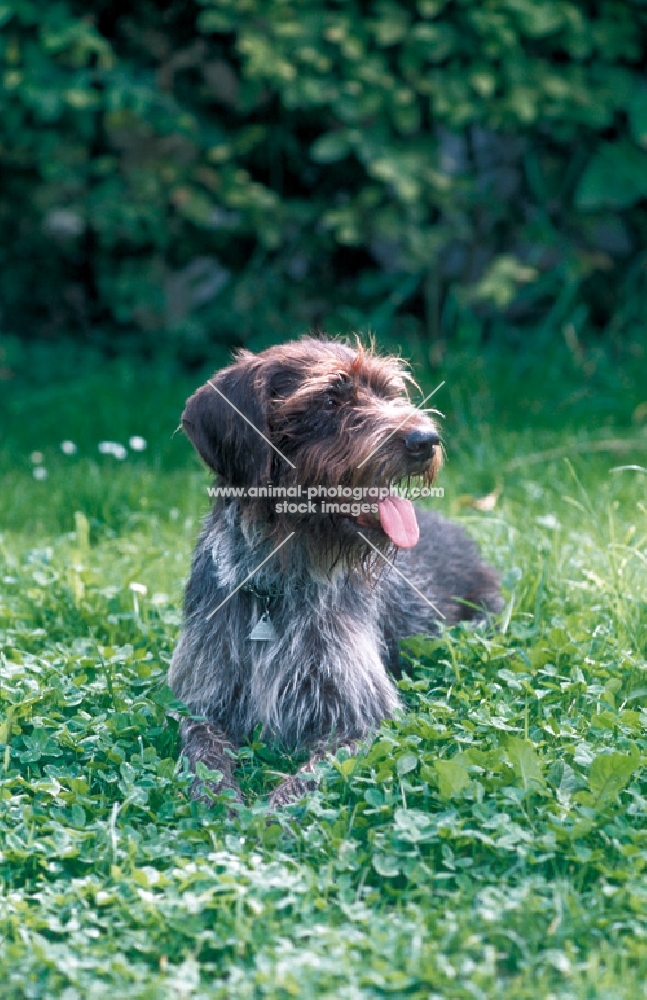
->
[0,332,646,999]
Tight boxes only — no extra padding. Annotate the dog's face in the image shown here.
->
[182,338,442,562]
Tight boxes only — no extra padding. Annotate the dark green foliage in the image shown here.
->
[1,1,647,353]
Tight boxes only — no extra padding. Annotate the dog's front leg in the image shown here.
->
[181,719,243,803]
[268,741,359,808]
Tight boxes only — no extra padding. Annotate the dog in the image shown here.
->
[169,337,502,806]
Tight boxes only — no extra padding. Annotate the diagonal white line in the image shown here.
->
[207,380,296,469]
[356,381,445,469]
[357,531,446,620]
[206,532,295,620]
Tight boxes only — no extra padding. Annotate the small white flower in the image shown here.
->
[536,514,560,530]
[60,440,77,455]
[151,593,169,605]
[30,451,44,464]
[129,581,147,618]
[128,436,147,452]
[98,441,127,460]
[33,466,48,480]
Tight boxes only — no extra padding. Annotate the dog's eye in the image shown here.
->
[323,395,339,410]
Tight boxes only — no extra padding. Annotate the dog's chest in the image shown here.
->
[240,586,392,744]
[244,581,385,686]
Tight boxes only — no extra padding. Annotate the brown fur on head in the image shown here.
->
[182,336,443,562]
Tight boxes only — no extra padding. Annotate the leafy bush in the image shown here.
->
[1,0,647,358]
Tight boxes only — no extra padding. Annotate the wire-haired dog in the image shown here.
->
[169,337,502,806]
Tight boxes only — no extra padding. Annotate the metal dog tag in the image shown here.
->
[249,610,277,642]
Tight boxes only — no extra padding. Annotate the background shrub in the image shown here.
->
[1,0,646,361]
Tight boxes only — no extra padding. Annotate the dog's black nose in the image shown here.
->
[404,428,440,459]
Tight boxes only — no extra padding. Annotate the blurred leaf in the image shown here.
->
[628,87,647,147]
[509,0,564,37]
[372,853,400,876]
[588,752,639,807]
[506,738,546,791]
[470,255,538,309]
[310,132,351,163]
[434,757,470,799]
[396,752,418,776]
[576,142,647,210]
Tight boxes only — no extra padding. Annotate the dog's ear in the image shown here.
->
[182,353,272,485]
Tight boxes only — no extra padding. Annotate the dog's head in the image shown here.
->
[182,337,442,559]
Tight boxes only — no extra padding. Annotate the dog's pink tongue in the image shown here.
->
[378,496,419,548]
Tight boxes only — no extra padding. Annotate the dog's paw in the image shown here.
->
[268,773,315,808]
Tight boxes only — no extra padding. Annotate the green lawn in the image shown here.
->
[0,336,646,998]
